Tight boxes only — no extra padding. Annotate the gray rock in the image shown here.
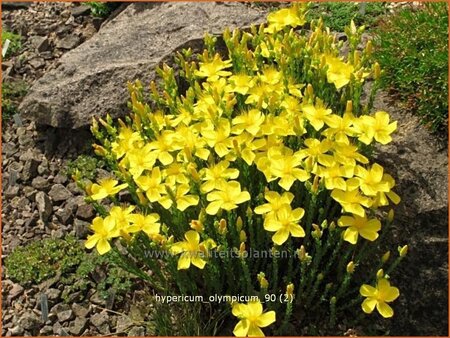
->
[18,312,40,331]
[31,176,50,190]
[35,191,53,222]
[128,326,146,336]
[2,2,31,10]
[29,36,50,53]
[53,173,68,184]
[57,309,74,323]
[20,2,268,129]
[76,203,94,220]
[52,322,69,336]
[90,292,107,306]
[55,207,74,224]
[72,303,90,318]
[4,186,19,199]
[90,311,109,328]
[8,283,24,301]
[67,182,82,195]
[71,5,91,17]
[46,288,62,301]
[116,315,134,332]
[23,186,37,199]
[49,184,72,202]
[69,317,88,335]
[74,219,90,239]
[39,325,53,335]
[28,57,46,69]
[9,326,24,336]
[56,35,81,50]
[22,157,40,182]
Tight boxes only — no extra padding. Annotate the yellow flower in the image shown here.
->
[372,174,401,207]
[322,112,356,144]
[265,6,306,33]
[195,53,232,82]
[85,217,119,255]
[108,205,135,231]
[325,55,354,89]
[232,300,276,337]
[148,130,180,165]
[201,119,233,158]
[269,149,310,191]
[200,160,239,193]
[170,230,216,270]
[298,138,335,170]
[126,144,157,179]
[232,109,265,136]
[90,178,128,201]
[302,103,333,131]
[134,167,166,202]
[244,83,272,109]
[111,127,143,159]
[127,213,160,237]
[227,74,255,95]
[360,278,400,318]
[254,190,294,216]
[316,162,354,191]
[354,111,397,145]
[331,188,372,217]
[332,142,369,168]
[175,125,210,161]
[338,214,381,244]
[354,163,390,196]
[264,205,305,245]
[159,184,199,211]
[206,181,251,215]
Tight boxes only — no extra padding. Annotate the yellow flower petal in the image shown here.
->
[233,319,250,337]
[96,238,111,255]
[256,311,276,327]
[376,301,394,318]
[361,298,377,314]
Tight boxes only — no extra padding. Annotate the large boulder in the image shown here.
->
[19,2,268,129]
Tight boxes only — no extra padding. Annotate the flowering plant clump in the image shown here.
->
[76,4,407,335]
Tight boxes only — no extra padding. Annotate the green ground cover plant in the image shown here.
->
[374,2,448,133]
[75,4,407,335]
[1,30,22,58]
[1,80,28,123]
[5,236,133,304]
[307,2,388,32]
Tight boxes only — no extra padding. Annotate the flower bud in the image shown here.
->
[312,223,322,239]
[240,230,247,243]
[236,216,243,232]
[346,261,355,274]
[330,296,337,305]
[286,283,294,297]
[388,209,395,222]
[218,218,227,235]
[373,62,381,80]
[93,144,107,157]
[239,242,246,256]
[398,245,408,257]
[376,269,384,279]
[190,220,204,232]
[381,251,391,263]
[345,100,353,114]
[260,277,269,289]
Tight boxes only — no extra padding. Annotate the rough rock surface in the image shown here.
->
[19,2,268,129]
[371,90,448,336]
